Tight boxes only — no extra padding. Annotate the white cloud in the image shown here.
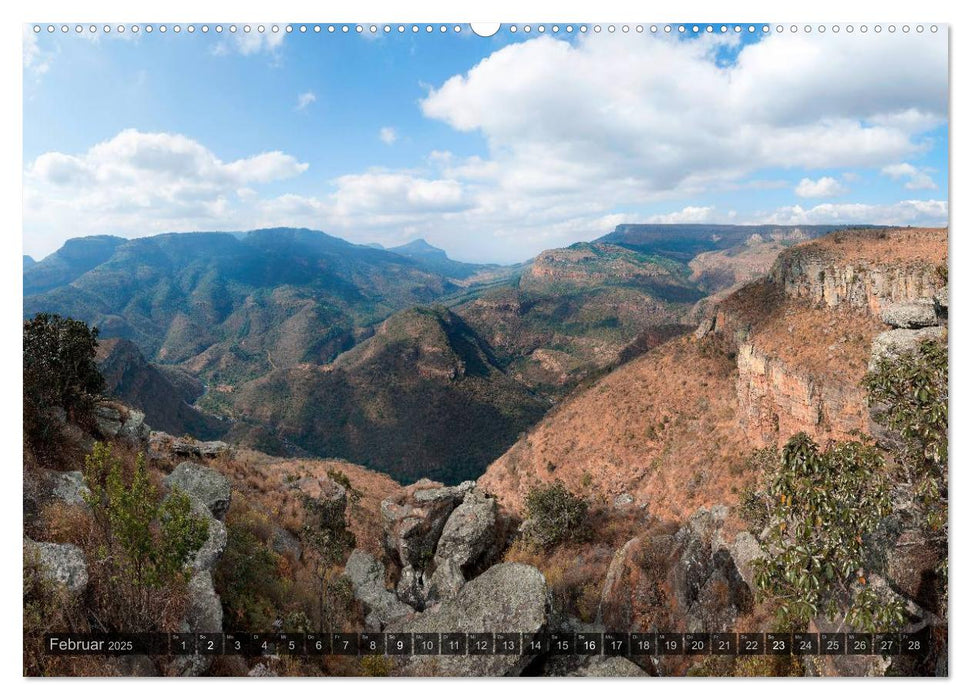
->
[295,91,316,111]
[795,176,848,198]
[213,29,285,57]
[24,129,308,255]
[758,199,947,226]
[379,127,398,145]
[420,31,945,205]
[646,206,718,224]
[881,162,938,190]
[23,27,52,76]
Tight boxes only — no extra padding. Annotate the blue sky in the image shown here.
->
[23,24,949,263]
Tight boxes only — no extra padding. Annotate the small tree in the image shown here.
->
[523,480,589,548]
[300,489,356,633]
[752,434,902,631]
[23,313,104,443]
[83,443,208,631]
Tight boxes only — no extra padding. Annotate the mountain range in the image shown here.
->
[24,224,852,483]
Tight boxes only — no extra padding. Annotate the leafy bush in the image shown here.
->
[23,313,104,444]
[864,338,948,529]
[523,480,589,547]
[752,433,902,631]
[83,442,208,630]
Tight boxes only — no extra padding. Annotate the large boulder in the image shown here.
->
[164,462,232,520]
[270,527,302,561]
[343,549,414,631]
[880,299,938,329]
[869,327,946,371]
[389,562,550,677]
[728,531,762,591]
[426,488,499,603]
[25,538,89,595]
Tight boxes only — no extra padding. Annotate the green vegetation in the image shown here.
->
[83,442,209,631]
[864,337,948,611]
[215,516,289,632]
[751,434,901,631]
[23,313,104,444]
[523,480,589,548]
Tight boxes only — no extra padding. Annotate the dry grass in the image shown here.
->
[798,227,947,266]
[480,336,751,524]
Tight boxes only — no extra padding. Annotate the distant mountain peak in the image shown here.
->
[392,238,447,256]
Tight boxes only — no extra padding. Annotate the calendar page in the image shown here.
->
[22,16,948,680]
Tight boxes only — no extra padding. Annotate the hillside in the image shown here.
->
[387,238,493,280]
[480,227,948,518]
[597,223,866,261]
[457,242,702,396]
[96,338,227,440]
[23,228,505,389]
[229,306,547,485]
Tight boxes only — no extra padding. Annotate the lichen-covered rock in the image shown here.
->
[172,571,223,676]
[565,656,648,677]
[433,488,498,575]
[164,462,232,520]
[292,475,347,529]
[390,562,550,677]
[869,327,946,371]
[50,470,89,506]
[93,404,123,438]
[880,299,938,329]
[381,479,474,609]
[119,409,151,442]
[25,538,88,595]
[728,531,762,591]
[198,441,230,458]
[186,496,227,572]
[344,549,414,631]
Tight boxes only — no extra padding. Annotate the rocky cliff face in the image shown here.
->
[700,228,947,448]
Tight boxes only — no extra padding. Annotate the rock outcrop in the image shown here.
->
[344,549,414,631]
[164,462,232,520]
[389,562,550,677]
[380,479,474,609]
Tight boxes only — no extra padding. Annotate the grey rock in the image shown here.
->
[292,476,347,529]
[597,537,641,627]
[427,558,466,602]
[565,656,647,677]
[50,471,89,506]
[114,655,158,677]
[381,479,473,608]
[186,496,227,572]
[24,538,89,595]
[694,315,716,341]
[270,527,302,561]
[433,489,498,573]
[729,531,762,590]
[164,462,232,520]
[344,549,414,631]
[198,441,230,458]
[93,405,123,438]
[119,409,151,442]
[390,562,550,676]
[880,299,938,329]
[613,492,634,508]
[869,327,946,371]
[173,571,222,676]
[934,287,948,314]
[247,662,277,677]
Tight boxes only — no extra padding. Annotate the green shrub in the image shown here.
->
[83,442,208,630]
[523,480,589,547]
[752,434,901,631]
